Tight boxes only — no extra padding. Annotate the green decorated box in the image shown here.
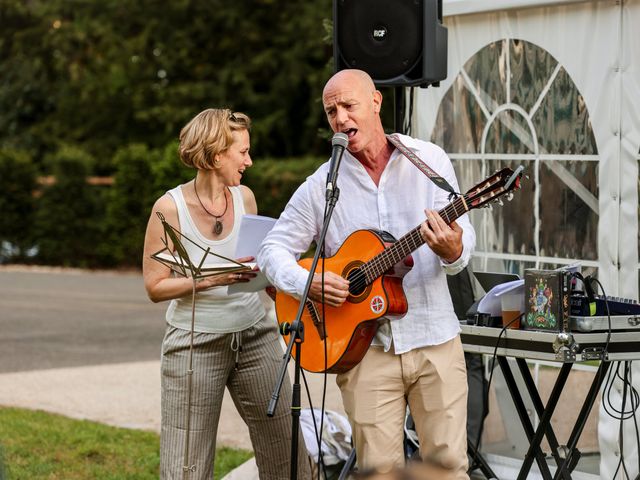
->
[523,269,571,331]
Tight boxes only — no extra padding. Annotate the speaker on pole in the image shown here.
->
[333,0,447,87]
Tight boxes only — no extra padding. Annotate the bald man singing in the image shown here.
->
[258,69,475,478]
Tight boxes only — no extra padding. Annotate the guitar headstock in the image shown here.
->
[465,166,524,210]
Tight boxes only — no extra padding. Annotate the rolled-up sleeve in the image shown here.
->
[257,180,319,299]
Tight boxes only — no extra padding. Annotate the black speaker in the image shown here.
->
[333,0,447,87]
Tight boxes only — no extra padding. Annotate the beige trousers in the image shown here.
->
[336,336,469,479]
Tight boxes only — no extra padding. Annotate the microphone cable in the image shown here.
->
[300,370,329,480]
[602,359,640,479]
[298,190,335,480]
[604,360,639,479]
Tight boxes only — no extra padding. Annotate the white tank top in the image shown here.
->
[164,184,265,333]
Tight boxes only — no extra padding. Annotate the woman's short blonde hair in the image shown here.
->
[178,108,251,169]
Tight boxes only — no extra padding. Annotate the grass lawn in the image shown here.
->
[0,407,252,479]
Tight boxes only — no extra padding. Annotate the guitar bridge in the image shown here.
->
[305,300,326,340]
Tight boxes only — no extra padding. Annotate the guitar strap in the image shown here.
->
[387,133,458,198]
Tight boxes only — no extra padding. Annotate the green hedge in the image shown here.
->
[31,146,104,267]
[0,148,37,261]
[102,144,159,267]
[150,141,193,201]
[243,156,325,219]
[0,144,324,268]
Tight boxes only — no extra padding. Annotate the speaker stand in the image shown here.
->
[394,86,406,134]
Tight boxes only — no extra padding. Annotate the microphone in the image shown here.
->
[326,132,349,198]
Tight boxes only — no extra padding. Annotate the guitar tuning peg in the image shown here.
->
[498,199,504,206]
[506,192,514,201]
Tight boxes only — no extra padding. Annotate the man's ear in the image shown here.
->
[373,90,382,114]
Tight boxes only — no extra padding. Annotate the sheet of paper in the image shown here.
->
[477,279,525,317]
[227,271,271,294]
[228,214,277,293]
[234,214,277,259]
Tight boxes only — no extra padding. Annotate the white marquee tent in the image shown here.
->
[412,1,640,477]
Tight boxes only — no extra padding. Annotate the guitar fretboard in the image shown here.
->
[360,194,470,283]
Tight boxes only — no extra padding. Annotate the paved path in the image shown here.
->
[0,267,345,452]
[0,267,165,373]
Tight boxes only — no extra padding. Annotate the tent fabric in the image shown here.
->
[414,0,640,298]
[443,0,596,17]
[413,1,640,477]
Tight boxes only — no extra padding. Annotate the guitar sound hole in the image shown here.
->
[347,268,367,296]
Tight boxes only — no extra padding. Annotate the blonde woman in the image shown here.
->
[143,109,310,479]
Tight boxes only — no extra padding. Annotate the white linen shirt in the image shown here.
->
[257,134,476,354]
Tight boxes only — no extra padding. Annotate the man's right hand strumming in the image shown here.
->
[308,271,350,307]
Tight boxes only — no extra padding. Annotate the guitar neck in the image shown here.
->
[361,194,470,283]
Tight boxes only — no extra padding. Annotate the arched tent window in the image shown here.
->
[431,39,599,276]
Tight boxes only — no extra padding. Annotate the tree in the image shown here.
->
[0,0,333,169]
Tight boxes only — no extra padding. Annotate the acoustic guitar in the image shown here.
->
[275,167,523,373]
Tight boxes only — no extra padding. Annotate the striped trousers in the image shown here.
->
[160,316,311,479]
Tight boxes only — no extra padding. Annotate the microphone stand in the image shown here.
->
[267,173,343,480]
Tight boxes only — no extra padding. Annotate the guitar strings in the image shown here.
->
[347,194,471,292]
[354,192,472,287]
[348,175,506,290]
[363,195,467,277]
[363,229,422,279]
[355,231,421,289]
